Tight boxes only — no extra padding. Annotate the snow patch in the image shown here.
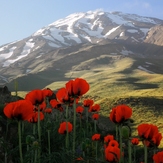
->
[2,41,35,67]
[120,32,124,37]
[48,42,61,48]
[121,50,134,55]
[138,66,154,74]
[105,26,120,37]
[145,62,153,65]
[0,46,17,59]
[36,55,42,58]
[127,29,138,33]
[131,37,139,42]
[26,69,31,74]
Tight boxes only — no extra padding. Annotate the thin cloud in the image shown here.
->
[123,0,152,15]
[142,2,150,9]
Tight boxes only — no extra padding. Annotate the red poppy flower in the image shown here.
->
[56,88,71,104]
[153,151,163,163]
[37,101,46,111]
[76,106,84,114]
[25,89,44,105]
[42,88,54,97]
[28,112,44,123]
[89,104,100,112]
[110,105,132,124]
[104,135,114,144]
[138,124,158,140]
[92,134,100,141]
[131,138,139,145]
[137,123,162,147]
[65,78,89,97]
[143,132,162,147]
[108,140,119,147]
[50,99,63,112]
[3,100,34,121]
[50,99,60,108]
[69,97,79,106]
[105,145,121,163]
[152,132,162,147]
[43,108,52,114]
[92,113,99,120]
[58,122,73,134]
[76,157,84,161]
[83,99,94,107]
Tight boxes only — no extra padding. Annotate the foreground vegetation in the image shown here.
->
[1,55,163,162]
[0,76,163,163]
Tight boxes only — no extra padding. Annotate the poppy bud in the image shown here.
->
[121,126,130,139]
[26,135,35,145]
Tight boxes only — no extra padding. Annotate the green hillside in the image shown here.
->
[10,54,163,146]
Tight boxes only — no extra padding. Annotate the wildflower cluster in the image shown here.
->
[1,78,163,163]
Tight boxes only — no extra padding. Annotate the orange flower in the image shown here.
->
[137,123,162,147]
[152,132,162,147]
[108,140,119,147]
[50,99,63,112]
[104,135,114,144]
[92,134,100,141]
[76,157,84,161]
[3,100,34,121]
[43,108,52,114]
[110,105,132,124]
[153,151,163,163]
[42,88,54,97]
[105,145,121,163]
[58,122,73,134]
[65,78,89,97]
[131,138,139,145]
[83,99,94,107]
[92,113,99,120]
[56,88,71,104]
[37,101,46,111]
[89,104,100,112]
[76,106,84,114]
[28,112,44,123]
[25,89,44,105]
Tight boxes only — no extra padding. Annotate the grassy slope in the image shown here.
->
[46,56,163,144]
[14,55,163,146]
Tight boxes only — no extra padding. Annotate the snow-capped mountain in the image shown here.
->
[0,10,163,87]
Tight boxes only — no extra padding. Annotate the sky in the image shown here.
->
[0,0,163,46]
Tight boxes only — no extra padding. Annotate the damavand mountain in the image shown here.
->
[0,10,163,91]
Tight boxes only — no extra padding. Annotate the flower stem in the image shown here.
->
[119,125,123,163]
[95,141,98,161]
[33,123,36,136]
[86,107,89,136]
[94,120,97,132]
[73,98,76,154]
[144,144,148,163]
[128,139,132,163]
[18,121,23,163]
[34,149,37,163]
[37,106,41,163]
[48,130,51,155]
[116,125,119,141]
[133,146,136,163]
[65,104,69,149]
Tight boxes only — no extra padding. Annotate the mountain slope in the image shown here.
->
[144,25,163,46]
[0,10,163,87]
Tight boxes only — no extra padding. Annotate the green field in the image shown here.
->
[10,55,163,147]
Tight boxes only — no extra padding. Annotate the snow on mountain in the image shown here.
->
[0,10,163,70]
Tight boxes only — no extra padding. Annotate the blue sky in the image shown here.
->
[0,0,163,46]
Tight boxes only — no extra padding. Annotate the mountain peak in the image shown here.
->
[0,10,163,85]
